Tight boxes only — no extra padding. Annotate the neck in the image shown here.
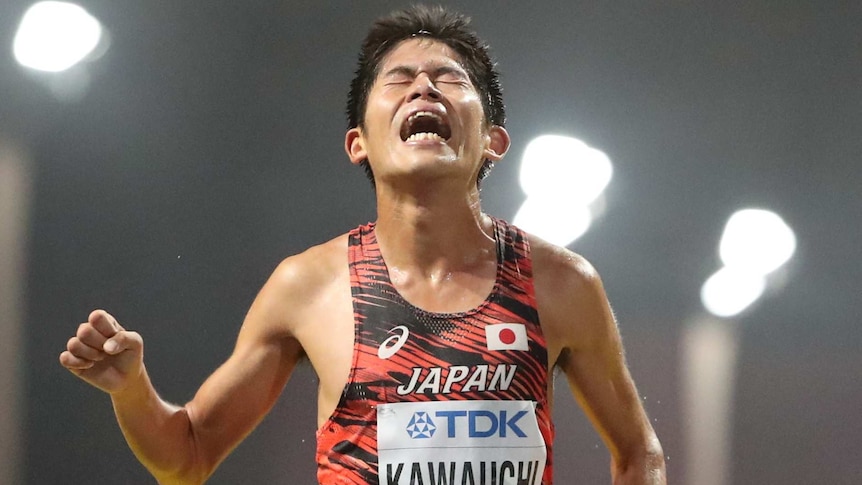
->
[373,179,496,278]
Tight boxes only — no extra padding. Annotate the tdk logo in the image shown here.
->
[407,409,528,439]
[405,412,437,439]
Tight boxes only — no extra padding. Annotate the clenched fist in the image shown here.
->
[59,310,144,394]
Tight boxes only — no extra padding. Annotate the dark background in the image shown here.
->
[2,1,860,483]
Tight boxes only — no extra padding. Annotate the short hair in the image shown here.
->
[347,4,506,185]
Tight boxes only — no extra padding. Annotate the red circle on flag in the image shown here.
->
[499,328,516,345]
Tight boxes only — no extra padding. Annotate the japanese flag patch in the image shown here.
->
[485,323,529,351]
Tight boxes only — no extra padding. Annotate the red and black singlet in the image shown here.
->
[316,218,554,484]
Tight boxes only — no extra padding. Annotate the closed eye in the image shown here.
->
[436,77,467,85]
[434,68,469,85]
[380,65,470,87]
[383,76,412,86]
[381,66,415,85]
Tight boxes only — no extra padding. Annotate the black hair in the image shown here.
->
[346,4,506,185]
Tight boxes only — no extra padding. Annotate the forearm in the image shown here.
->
[110,366,204,485]
[611,439,666,485]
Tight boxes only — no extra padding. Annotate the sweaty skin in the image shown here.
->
[60,38,665,484]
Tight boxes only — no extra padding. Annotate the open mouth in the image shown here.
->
[400,111,452,142]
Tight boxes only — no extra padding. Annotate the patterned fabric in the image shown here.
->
[316,218,554,484]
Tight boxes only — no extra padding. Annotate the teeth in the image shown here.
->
[408,111,442,123]
[406,132,445,142]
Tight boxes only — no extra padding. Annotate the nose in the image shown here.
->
[407,73,442,102]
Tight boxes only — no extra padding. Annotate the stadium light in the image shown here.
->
[514,201,591,247]
[700,266,766,318]
[719,209,796,275]
[13,1,103,73]
[701,208,796,318]
[513,135,612,247]
[687,207,795,485]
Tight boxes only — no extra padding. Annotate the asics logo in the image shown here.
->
[378,325,409,359]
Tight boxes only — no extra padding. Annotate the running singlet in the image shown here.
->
[316,218,554,484]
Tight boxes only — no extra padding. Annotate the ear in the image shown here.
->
[484,125,510,162]
[345,127,367,165]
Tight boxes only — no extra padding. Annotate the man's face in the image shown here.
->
[345,38,508,187]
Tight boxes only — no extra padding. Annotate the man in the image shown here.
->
[60,5,665,484]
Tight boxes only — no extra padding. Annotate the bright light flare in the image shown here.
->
[514,201,591,247]
[13,1,103,72]
[514,135,612,247]
[519,135,613,205]
[702,208,795,318]
[719,209,796,275]
[700,266,767,318]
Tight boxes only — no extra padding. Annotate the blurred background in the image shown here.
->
[1,1,860,483]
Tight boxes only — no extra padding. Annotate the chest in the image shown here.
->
[347,273,549,404]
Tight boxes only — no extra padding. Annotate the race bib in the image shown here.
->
[378,400,546,485]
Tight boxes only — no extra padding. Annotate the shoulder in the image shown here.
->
[527,233,604,298]
[526,233,615,354]
[268,233,350,295]
[247,233,351,336]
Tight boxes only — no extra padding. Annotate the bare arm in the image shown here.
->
[533,242,666,484]
[60,259,307,484]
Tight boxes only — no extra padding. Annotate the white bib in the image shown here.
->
[377,400,547,485]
